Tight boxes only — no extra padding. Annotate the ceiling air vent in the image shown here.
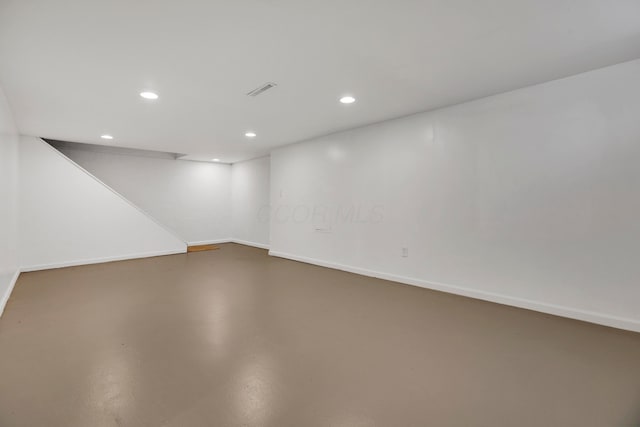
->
[246,82,277,97]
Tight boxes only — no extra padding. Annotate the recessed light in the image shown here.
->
[339,95,356,104]
[140,91,159,100]
[245,132,257,138]
[101,134,114,140]
[212,158,220,162]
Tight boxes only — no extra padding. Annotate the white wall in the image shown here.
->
[58,147,232,245]
[19,137,186,270]
[270,59,640,332]
[0,85,19,314]
[231,156,270,249]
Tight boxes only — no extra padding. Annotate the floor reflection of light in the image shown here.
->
[203,290,229,360]
[85,350,134,425]
[234,356,276,426]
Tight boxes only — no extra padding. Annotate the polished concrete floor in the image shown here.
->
[1,244,639,427]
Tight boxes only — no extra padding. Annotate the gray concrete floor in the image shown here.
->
[1,243,639,427]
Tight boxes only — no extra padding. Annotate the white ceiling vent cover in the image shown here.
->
[246,82,277,97]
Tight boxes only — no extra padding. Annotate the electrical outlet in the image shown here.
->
[402,247,408,257]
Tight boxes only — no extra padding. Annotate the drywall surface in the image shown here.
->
[19,137,186,270]
[270,59,640,332]
[0,85,19,314]
[231,156,270,248]
[58,147,232,244]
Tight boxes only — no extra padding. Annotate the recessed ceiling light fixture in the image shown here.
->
[101,134,114,140]
[246,82,277,97]
[340,95,356,104]
[212,158,220,162]
[245,132,257,138]
[140,91,159,100]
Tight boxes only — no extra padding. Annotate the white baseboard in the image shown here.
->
[0,269,21,317]
[231,239,270,250]
[187,239,232,246]
[268,250,640,333]
[19,239,269,274]
[20,248,186,273]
